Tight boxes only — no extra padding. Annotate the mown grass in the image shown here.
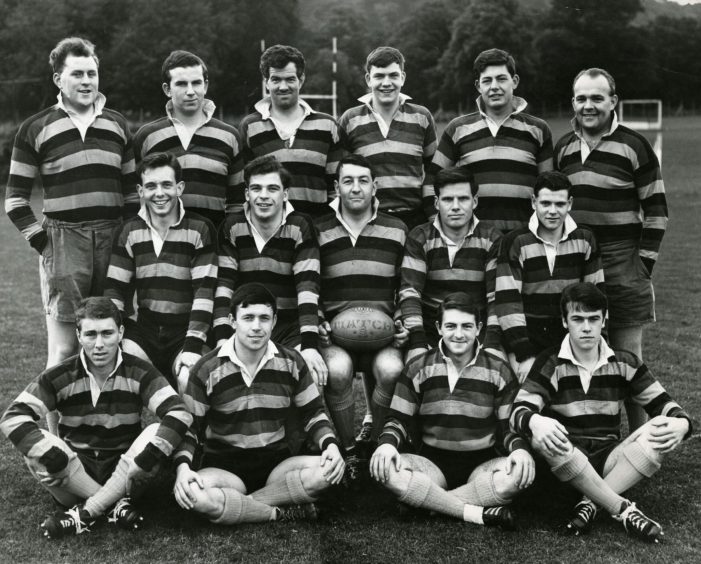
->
[0,117,699,563]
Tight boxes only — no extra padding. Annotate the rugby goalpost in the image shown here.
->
[618,99,663,166]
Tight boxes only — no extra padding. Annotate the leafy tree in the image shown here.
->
[436,0,536,112]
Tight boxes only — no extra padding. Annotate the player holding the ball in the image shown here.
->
[316,154,409,485]
[370,292,533,527]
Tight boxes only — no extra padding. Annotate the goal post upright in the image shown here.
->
[618,98,663,165]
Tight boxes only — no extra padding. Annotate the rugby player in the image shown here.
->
[134,50,245,227]
[0,297,191,538]
[213,155,327,385]
[4,37,137,433]
[495,171,604,382]
[173,283,345,524]
[370,292,531,528]
[338,46,436,230]
[239,44,341,218]
[511,283,691,542]
[400,166,502,363]
[316,154,408,483]
[424,48,552,233]
[104,152,218,392]
[554,68,668,431]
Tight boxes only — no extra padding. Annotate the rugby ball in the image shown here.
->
[330,307,395,351]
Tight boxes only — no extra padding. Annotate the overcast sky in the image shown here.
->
[667,0,701,4]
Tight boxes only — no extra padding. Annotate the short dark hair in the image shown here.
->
[365,46,405,73]
[244,155,291,189]
[75,297,122,330]
[161,50,209,85]
[560,282,608,320]
[572,67,616,96]
[49,37,98,74]
[336,154,375,181]
[434,166,478,198]
[230,283,277,317]
[534,171,572,197]
[473,48,516,78]
[438,292,481,325]
[138,152,183,183]
[260,44,305,79]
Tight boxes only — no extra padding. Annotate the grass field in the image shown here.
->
[0,117,699,563]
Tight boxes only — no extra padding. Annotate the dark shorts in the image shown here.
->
[75,449,123,485]
[39,218,121,322]
[201,447,290,493]
[123,318,185,384]
[271,320,301,349]
[599,240,655,327]
[419,444,498,490]
[571,437,619,476]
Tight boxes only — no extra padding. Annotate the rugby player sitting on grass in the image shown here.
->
[173,283,345,524]
[370,292,533,529]
[511,282,692,543]
[0,297,192,539]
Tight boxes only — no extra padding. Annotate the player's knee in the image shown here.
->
[492,468,521,498]
[191,486,225,517]
[300,464,332,497]
[322,346,353,389]
[372,349,403,390]
[384,467,410,497]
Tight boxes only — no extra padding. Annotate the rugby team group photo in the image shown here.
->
[0,1,699,561]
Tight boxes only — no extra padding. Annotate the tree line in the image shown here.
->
[1,0,700,123]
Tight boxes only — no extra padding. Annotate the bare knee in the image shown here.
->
[190,485,225,518]
[300,464,333,497]
[372,348,403,391]
[322,347,354,392]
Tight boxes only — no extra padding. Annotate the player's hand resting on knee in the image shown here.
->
[301,348,329,387]
[646,415,689,454]
[173,463,205,510]
[504,448,535,489]
[319,443,345,484]
[370,443,401,484]
[529,413,570,456]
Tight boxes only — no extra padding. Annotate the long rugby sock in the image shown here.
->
[399,470,483,524]
[551,448,626,516]
[360,372,374,418]
[84,456,130,517]
[211,488,275,524]
[450,468,507,507]
[325,386,356,450]
[371,385,393,438]
[603,440,660,494]
[251,469,315,506]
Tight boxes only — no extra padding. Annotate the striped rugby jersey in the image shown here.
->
[511,338,692,443]
[424,97,553,233]
[399,218,502,348]
[338,95,436,213]
[174,342,337,467]
[214,208,320,348]
[379,345,527,453]
[239,98,342,215]
[316,201,407,321]
[495,215,604,361]
[5,101,137,250]
[134,101,245,226]
[104,205,217,354]
[0,352,192,473]
[554,117,667,273]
